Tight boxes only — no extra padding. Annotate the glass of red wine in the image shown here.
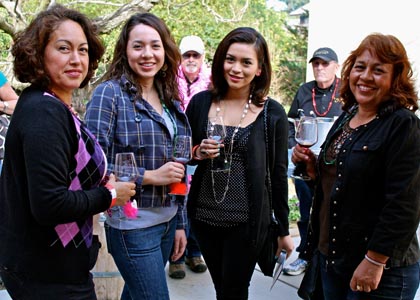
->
[291,116,318,181]
[168,135,192,195]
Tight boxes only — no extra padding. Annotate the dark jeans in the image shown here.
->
[319,253,420,300]
[294,178,313,252]
[192,220,258,300]
[0,266,96,300]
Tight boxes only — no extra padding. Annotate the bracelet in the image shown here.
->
[2,101,8,113]
[364,254,387,268]
[192,144,203,160]
[105,183,117,207]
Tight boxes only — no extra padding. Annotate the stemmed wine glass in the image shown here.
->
[207,116,226,143]
[114,152,139,183]
[114,152,139,218]
[168,135,192,195]
[291,116,318,181]
[207,116,228,171]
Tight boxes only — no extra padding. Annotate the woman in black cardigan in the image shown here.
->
[185,27,293,300]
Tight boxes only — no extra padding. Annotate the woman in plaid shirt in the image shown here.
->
[85,13,191,300]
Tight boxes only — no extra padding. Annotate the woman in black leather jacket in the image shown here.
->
[293,33,420,300]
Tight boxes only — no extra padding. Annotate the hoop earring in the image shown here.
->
[160,64,168,78]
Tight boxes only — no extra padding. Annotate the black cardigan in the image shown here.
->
[185,90,290,248]
[0,86,111,283]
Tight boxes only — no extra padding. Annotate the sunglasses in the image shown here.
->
[182,52,202,59]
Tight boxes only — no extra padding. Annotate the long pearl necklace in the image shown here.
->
[211,95,252,204]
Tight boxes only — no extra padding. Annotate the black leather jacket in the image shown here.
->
[301,103,420,269]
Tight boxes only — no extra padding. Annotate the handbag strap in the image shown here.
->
[263,99,278,225]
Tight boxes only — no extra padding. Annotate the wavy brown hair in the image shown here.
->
[340,33,418,112]
[12,4,104,89]
[102,13,181,108]
[210,27,271,107]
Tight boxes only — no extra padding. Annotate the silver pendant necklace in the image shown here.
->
[211,95,252,204]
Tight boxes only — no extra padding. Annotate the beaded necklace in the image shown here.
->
[311,78,339,117]
[210,96,252,204]
[322,108,357,165]
[46,90,79,118]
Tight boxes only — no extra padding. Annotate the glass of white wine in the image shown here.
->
[291,116,318,181]
[114,152,139,217]
[207,116,229,171]
[114,152,139,183]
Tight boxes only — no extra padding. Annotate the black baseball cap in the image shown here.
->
[309,47,338,63]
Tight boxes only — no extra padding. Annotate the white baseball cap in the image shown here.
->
[179,35,205,55]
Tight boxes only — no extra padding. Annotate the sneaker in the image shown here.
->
[185,256,207,273]
[283,258,308,276]
[168,263,186,279]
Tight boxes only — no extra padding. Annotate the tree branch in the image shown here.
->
[200,0,249,23]
[92,0,159,34]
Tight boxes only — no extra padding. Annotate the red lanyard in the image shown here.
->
[311,78,339,117]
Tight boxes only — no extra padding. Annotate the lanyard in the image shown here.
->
[311,78,339,117]
[162,103,178,139]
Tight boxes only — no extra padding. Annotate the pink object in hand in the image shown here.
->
[123,202,137,218]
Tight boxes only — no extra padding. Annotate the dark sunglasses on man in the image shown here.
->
[182,52,201,59]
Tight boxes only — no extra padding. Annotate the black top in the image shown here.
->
[186,90,290,247]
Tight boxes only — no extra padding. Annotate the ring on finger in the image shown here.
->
[356,285,362,291]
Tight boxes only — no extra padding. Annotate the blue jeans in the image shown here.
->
[294,178,313,252]
[319,253,420,300]
[0,266,96,300]
[105,217,177,300]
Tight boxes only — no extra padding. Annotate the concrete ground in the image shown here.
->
[1,235,420,300]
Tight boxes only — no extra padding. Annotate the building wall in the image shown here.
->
[306,0,420,94]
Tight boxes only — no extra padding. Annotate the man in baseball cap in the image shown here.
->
[176,35,210,110]
[179,35,205,56]
[169,35,210,280]
[284,47,342,276]
[308,47,338,63]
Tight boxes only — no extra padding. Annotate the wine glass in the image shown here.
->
[291,116,318,181]
[114,152,139,218]
[207,116,228,171]
[169,135,192,195]
[207,116,226,143]
[114,152,139,183]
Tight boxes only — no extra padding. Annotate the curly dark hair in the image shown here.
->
[102,13,181,108]
[210,27,271,107]
[340,33,418,112]
[12,4,104,89]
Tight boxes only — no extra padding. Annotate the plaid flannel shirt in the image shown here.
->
[85,78,191,229]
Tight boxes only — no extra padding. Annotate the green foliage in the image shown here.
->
[151,0,307,105]
[0,0,308,107]
[288,196,301,222]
